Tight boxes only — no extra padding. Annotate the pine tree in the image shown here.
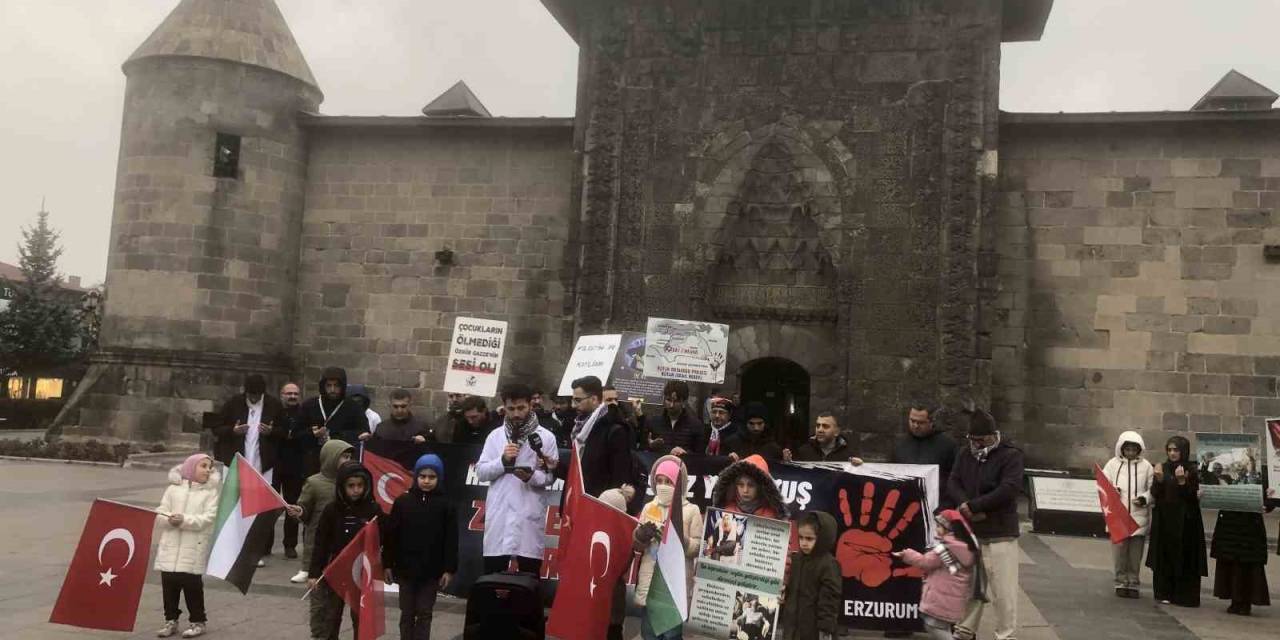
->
[0,210,83,380]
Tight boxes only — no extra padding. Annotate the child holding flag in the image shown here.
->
[155,454,221,638]
[632,455,703,640]
[381,454,457,640]
[893,510,985,640]
[1101,431,1153,598]
[308,461,379,640]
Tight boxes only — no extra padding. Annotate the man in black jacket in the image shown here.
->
[723,401,784,461]
[641,380,706,457]
[274,381,317,559]
[569,375,634,498]
[212,374,285,471]
[786,412,856,462]
[375,388,435,444]
[890,401,959,487]
[443,395,496,446]
[945,409,1023,640]
[302,367,369,447]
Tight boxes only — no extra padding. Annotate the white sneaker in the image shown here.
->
[181,623,205,638]
[157,620,178,637]
[290,570,309,584]
[256,558,266,568]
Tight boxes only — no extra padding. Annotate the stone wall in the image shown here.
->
[570,0,1004,450]
[994,117,1280,466]
[293,123,575,413]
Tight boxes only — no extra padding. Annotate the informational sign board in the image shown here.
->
[642,317,729,384]
[442,317,507,397]
[1028,475,1107,538]
[1266,418,1280,505]
[688,509,790,639]
[556,334,622,396]
[1195,432,1266,512]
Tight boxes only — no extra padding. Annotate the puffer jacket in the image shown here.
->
[154,465,222,574]
[899,531,978,624]
[297,439,354,571]
[634,455,704,607]
[1101,430,1154,536]
[1211,510,1270,565]
[780,511,841,640]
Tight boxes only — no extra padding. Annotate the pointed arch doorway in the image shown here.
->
[739,357,810,446]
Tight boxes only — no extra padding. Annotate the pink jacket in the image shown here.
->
[898,533,976,623]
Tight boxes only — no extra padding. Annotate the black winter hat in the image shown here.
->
[966,408,997,436]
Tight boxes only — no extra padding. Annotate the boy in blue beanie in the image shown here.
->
[381,454,457,640]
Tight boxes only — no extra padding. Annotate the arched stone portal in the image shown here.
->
[739,357,810,445]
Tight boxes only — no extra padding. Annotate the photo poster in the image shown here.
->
[642,317,730,384]
[1194,432,1266,513]
[688,508,790,640]
[1267,418,1280,506]
[611,331,665,405]
[556,334,622,396]
[442,316,507,397]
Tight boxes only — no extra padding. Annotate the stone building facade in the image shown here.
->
[55,0,1280,467]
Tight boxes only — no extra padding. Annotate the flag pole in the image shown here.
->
[97,498,163,516]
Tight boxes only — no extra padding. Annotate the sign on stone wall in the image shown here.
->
[556,334,622,396]
[642,318,729,385]
[443,316,507,397]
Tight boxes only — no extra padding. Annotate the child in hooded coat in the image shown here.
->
[154,454,221,639]
[630,455,704,640]
[1101,430,1153,598]
[710,454,789,519]
[288,439,355,583]
[779,511,841,640]
[307,461,380,640]
[895,510,985,640]
[382,454,457,640]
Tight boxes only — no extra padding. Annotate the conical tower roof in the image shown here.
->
[422,81,492,117]
[1191,69,1277,111]
[126,0,320,92]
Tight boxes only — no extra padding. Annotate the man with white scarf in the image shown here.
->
[476,382,559,576]
[566,375,635,500]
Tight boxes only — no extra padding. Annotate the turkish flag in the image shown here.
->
[321,518,385,640]
[50,499,157,631]
[1095,464,1140,544]
[361,449,411,514]
[555,443,586,565]
[546,470,637,640]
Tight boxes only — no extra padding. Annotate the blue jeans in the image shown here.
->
[640,612,683,640]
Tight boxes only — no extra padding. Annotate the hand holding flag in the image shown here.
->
[320,519,385,640]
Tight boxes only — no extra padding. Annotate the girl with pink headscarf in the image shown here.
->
[154,453,221,638]
[631,455,704,640]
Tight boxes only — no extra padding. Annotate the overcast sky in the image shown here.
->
[3,0,1278,285]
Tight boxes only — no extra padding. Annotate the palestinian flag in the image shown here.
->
[644,517,688,636]
[207,454,287,593]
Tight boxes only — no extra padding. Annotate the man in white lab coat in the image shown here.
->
[476,382,559,576]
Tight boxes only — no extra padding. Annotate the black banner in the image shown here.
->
[364,440,925,632]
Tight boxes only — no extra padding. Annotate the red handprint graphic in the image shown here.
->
[836,482,922,587]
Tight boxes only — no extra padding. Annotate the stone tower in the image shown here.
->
[55,0,322,443]
[546,0,1051,446]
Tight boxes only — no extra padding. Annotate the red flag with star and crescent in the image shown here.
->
[361,448,410,515]
[50,499,157,631]
[547,444,638,640]
[1094,463,1140,544]
[320,518,385,640]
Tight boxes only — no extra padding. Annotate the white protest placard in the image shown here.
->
[443,317,508,397]
[556,334,622,396]
[687,509,790,639]
[1267,418,1280,504]
[642,317,729,384]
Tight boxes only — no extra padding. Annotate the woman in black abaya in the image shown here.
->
[1145,436,1208,607]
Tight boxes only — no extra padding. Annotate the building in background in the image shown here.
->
[54,0,1280,469]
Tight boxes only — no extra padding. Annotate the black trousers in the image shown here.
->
[398,578,440,640]
[161,572,206,623]
[482,555,542,576]
[270,473,304,552]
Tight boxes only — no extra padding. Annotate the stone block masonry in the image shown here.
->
[994,119,1280,467]
[294,125,575,413]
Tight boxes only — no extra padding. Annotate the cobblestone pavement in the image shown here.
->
[2,460,1275,639]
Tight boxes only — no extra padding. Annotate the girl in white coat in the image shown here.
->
[1102,430,1153,598]
[155,454,221,638]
